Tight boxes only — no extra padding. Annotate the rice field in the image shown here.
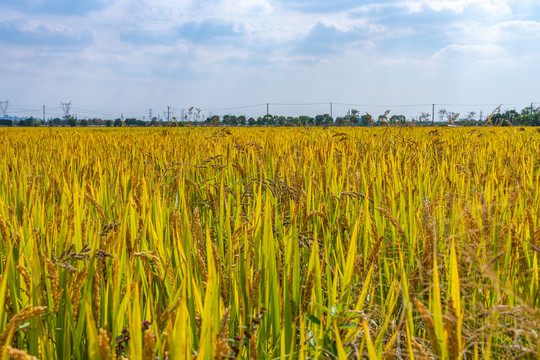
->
[0,126,539,359]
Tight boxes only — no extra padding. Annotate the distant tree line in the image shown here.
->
[1,105,538,127]
[431,105,540,126]
[0,116,144,127]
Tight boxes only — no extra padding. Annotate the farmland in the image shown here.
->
[0,126,539,359]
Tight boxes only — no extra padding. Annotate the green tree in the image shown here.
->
[22,117,36,126]
[66,117,77,127]
[206,115,220,125]
[322,114,333,125]
[287,117,299,126]
[298,116,311,126]
[345,114,359,126]
[125,118,137,126]
[504,110,519,125]
[360,114,372,126]
[263,114,274,126]
[390,115,406,125]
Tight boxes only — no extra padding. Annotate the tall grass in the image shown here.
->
[0,126,539,359]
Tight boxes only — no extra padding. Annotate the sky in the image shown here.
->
[1,0,539,120]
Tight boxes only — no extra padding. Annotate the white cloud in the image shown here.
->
[433,43,507,59]
[450,19,540,44]
[0,0,539,117]
[6,18,71,35]
[402,0,511,14]
[493,20,540,38]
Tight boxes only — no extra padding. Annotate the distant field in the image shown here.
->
[0,127,539,359]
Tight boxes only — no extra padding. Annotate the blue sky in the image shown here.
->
[1,0,539,119]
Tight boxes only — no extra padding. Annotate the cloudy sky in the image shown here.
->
[1,0,539,119]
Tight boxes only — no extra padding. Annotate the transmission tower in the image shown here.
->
[0,100,9,118]
[148,108,153,122]
[61,102,71,117]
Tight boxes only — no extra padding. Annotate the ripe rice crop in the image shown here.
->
[0,126,539,359]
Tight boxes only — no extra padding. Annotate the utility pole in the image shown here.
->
[43,105,45,122]
[330,102,333,119]
[266,103,269,116]
[167,106,170,122]
[432,104,435,124]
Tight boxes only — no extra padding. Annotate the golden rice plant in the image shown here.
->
[0,125,539,359]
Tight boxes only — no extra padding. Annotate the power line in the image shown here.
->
[436,103,510,107]
[270,102,329,106]
[200,103,266,111]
